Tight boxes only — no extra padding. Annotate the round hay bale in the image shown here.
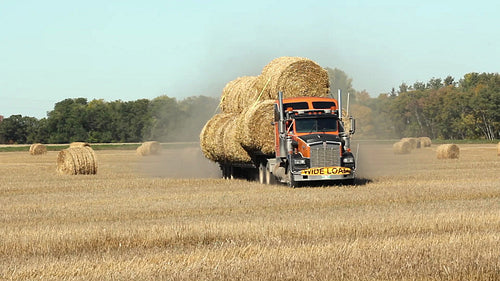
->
[69,142,90,148]
[220,76,260,114]
[236,99,276,155]
[136,141,161,156]
[419,137,432,147]
[436,144,460,159]
[401,138,420,149]
[57,147,98,175]
[200,113,235,162]
[393,141,411,154]
[223,118,252,163]
[255,57,330,100]
[29,143,47,155]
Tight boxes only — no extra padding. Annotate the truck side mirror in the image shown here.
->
[349,118,356,135]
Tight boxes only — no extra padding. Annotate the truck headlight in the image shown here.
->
[293,159,306,165]
[343,156,354,164]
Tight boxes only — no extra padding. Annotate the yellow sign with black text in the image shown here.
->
[300,166,351,176]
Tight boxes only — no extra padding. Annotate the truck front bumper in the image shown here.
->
[292,171,355,182]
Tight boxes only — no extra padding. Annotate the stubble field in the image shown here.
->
[0,142,499,280]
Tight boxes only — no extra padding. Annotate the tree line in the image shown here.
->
[0,95,219,144]
[347,72,499,140]
[0,71,498,144]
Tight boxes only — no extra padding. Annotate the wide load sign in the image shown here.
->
[300,166,352,176]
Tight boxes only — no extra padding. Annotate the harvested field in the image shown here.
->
[0,143,499,280]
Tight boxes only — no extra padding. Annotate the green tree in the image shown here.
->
[0,115,40,144]
[86,99,113,142]
[148,95,184,141]
[46,98,89,143]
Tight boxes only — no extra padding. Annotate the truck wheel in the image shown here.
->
[258,163,266,184]
[266,162,276,185]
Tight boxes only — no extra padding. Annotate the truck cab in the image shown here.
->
[264,94,356,187]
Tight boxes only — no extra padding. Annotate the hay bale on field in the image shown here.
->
[136,141,162,156]
[220,76,260,114]
[236,99,276,155]
[29,143,47,155]
[393,141,411,154]
[69,142,90,148]
[436,144,460,159]
[255,57,330,100]
[401,138,420,149]
[57,147,97,175]
[419,137,432,147]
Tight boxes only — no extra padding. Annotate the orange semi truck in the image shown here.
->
[220,91,356,187]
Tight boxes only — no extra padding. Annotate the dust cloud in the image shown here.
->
[138,145,221,179]
[352,140,417,179]
[138,141,417,181]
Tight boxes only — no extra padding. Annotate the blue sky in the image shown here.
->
[1,0,498,118]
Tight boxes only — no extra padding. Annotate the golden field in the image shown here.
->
[0,143,499,280]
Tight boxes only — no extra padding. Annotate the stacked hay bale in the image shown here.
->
[200,56,330,163]
[236,99,276,155]
[57,146,98,175]
[436,144,460,159]
[255,56,330,100]
[223,118,252,163]
[393,140,411,154]
[419,137,432,147]
[29,143,47,155]
[220,76,259,114]
[136,141,162,156]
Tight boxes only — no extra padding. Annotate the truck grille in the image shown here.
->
[310,142,341,167]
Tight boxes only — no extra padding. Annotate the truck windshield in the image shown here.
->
[295,118,338,133]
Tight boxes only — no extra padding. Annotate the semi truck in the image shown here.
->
[219,90,356,187]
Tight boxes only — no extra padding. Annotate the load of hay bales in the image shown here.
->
[436,144,460,159]
[220,76,259,114]
[70,142,90,148]
[419,137,432,147]
[255,56,330,100]
[200,56,330,164]
[29,143,47,155]
[136,141,162,156]
[236,99,276,155]
[393,140,411,154]
[57,146,97,175]
[200,113,231,162]
[223,118,252,163]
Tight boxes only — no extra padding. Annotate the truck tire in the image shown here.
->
[265,162,276,185]
[287,169,298,188]
[258,163,266,184]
